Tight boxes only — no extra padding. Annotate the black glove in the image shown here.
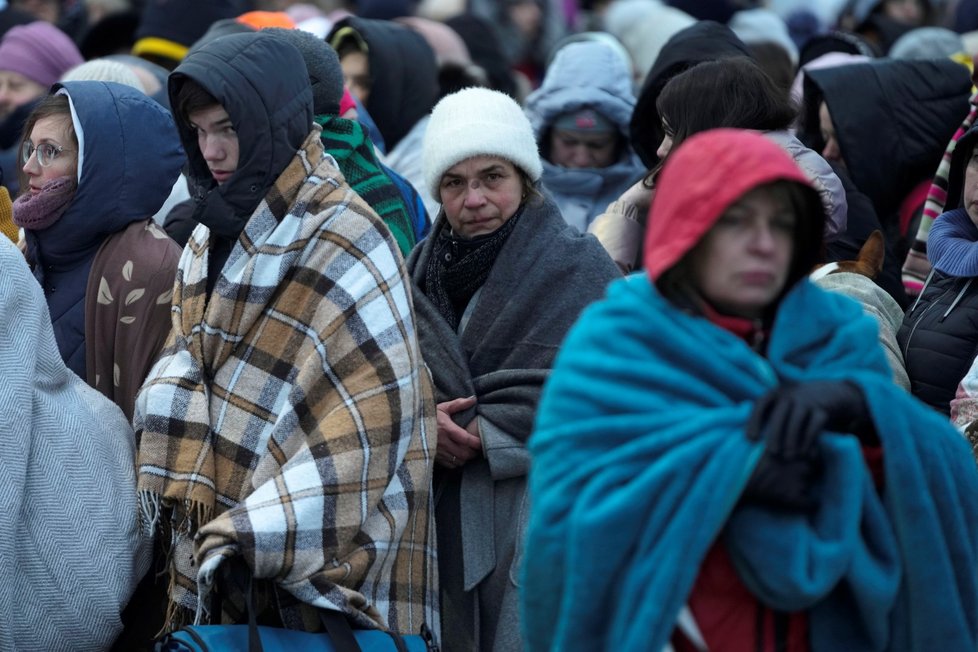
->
[741,381,872,510]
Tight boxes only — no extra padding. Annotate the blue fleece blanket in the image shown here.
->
[522,275,978,651]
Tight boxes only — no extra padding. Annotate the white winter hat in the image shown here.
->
[61,59,144,91]
[730,8,799,66]
[423,87,542,200]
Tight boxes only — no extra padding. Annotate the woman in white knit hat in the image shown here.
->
[405,86,620,651]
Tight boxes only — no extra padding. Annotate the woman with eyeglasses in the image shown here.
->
[13,80,184,422]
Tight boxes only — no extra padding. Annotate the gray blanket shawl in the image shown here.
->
[407,194,620,651]
[0,237,146,651]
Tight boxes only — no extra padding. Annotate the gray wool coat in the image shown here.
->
[407,194,621,651]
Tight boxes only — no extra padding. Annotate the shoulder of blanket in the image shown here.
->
[295,157,404,267]
[857,370,978,495]
[542,210,624,281]
[558,274,667,350]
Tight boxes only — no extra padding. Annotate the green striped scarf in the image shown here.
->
[316,115,416,256]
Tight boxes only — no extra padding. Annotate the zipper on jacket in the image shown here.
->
[902,285,953,361]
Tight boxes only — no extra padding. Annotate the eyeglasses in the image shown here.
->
[21,140,70,167]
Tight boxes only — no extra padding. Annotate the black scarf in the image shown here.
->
[423,206,524,329]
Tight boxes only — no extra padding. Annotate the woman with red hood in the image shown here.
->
[521,129,978,652]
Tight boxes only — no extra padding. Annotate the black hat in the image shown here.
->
[133,0,253,66]
[264,27,344,116]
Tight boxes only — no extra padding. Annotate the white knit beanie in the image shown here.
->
[423,87,542,200]
[729,8,799,66]
[61,59,144,91]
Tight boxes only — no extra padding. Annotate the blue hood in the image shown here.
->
[42,80,184,264]
[525,40,636,146]
[25,80,184,380]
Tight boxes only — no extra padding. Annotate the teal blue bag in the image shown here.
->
[155,571,437,652]
[155,619,435,652]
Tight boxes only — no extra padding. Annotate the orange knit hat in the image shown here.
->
[236,11,296,30]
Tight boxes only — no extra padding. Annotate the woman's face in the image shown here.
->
[689,185,796,319]
[549,128,618,169]
[963,144,978,227]
[439,155,524,239]
[340,51,371,104]
[818,102,844,169]
[21,114,76,194]
[656,117,675,161]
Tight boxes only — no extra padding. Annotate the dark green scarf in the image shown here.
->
[316,115,415,256]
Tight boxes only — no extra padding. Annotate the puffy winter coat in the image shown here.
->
[898,123,978,414]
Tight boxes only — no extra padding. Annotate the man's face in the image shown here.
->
[340,51,371,105]
[188,104,239,185]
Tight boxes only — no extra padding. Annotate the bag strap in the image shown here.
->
[319,609,363,652]
[232,560,424,652]
[246,573,265,652]
[320,609,419,652]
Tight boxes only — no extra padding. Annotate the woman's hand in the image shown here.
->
[436,396,483,469]
[618,178,654,216]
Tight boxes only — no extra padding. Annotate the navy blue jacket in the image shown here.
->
[25,81,184,378]
[898,123,978,414]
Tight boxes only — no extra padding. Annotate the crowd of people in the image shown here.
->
[2,0,978,650]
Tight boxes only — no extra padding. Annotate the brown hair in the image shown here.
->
[17,93,77,196]
[520,170,544,206]
[645,58,798,188]
[173,77,221,126]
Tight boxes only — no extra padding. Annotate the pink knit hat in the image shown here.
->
[0,22,83,87]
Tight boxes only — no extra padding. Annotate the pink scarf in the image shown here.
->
[13,176,77,231]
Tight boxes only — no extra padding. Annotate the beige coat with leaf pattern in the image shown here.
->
[86,218,180,423]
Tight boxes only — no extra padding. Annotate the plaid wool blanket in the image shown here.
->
[135,130,439,637]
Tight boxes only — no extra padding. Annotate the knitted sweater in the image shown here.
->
[317,114,416,255]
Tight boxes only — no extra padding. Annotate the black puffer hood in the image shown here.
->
[801,58,970,219]
[629,21,751,168]
[327,16,437,151]
[168,31,313,237]
[944,122,978,211]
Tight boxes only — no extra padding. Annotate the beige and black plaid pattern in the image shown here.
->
[136,131,438,637]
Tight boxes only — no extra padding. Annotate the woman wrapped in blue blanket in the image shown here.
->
[521,128,978,652]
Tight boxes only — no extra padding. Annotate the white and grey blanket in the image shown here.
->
[0,237,146,651]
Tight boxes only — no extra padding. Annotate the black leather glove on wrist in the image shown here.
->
[741,380,875,510]
[742,386,826,510]
[810,380,876,443]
